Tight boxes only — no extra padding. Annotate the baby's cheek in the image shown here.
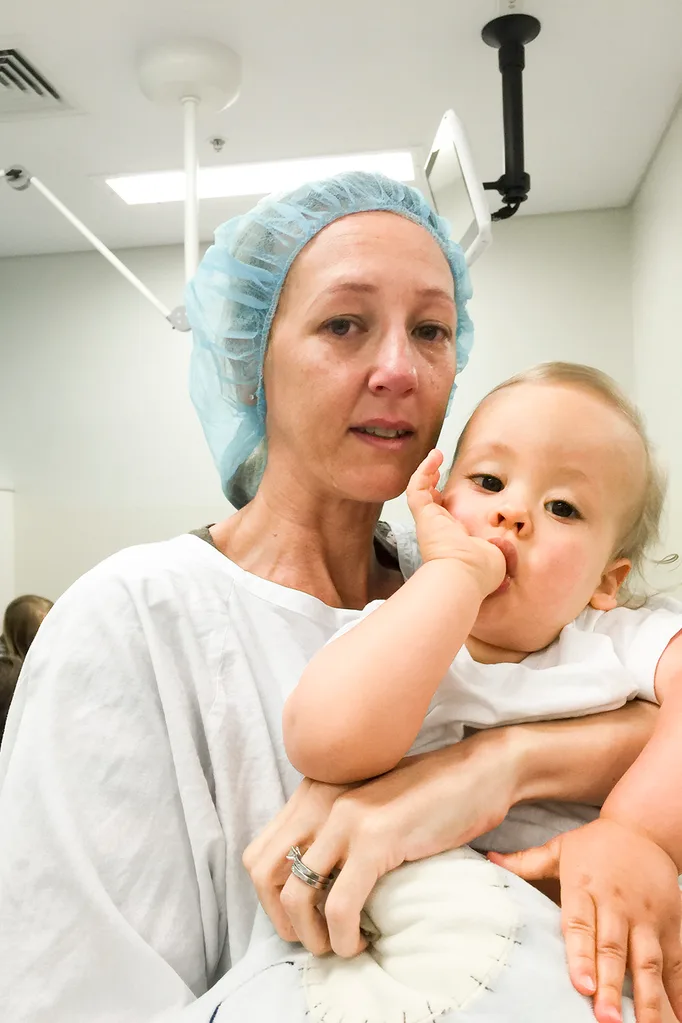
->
[444,492,481,533]
[533,542,597,604]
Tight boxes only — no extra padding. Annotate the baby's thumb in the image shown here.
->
[487,838,561,881]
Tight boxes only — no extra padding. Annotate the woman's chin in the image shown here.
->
[339,468,412,506]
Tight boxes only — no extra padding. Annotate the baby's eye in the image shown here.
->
[547,499,581,520]
[414,323,451,343]
[470,474,504,493]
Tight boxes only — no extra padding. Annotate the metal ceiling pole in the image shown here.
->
[1,165,174,322]
[182,95,200,281]
[1,39,242,333]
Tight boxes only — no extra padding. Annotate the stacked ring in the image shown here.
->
[286,846,336,891]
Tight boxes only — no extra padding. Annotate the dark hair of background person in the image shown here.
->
[0,655,22,744]
[2,594,53,661]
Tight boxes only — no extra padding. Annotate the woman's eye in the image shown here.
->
[414,323,450,343]
[325,318,355,337]
[471,474,504,493]
[547,499,581,520]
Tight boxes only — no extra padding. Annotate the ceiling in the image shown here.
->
[1,0,681,258]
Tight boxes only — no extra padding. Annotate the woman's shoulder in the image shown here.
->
[56,533,235,619]
[18,534,237,707]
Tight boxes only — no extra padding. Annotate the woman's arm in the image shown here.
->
[284,451,506,783]
[512,697,659,806]
[248,700,657,958]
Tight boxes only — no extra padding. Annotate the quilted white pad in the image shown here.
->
[303,847,519,1023]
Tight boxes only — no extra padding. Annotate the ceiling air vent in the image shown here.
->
[0,49,69,119]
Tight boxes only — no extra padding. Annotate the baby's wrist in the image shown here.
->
[600,806,682,874]
[417,555,493,601]
[420,552,498,599]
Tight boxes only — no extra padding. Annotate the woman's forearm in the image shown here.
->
[507,700,659,807]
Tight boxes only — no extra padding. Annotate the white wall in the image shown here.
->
[632,99,682,583]
[0,246,225,600]
[0,208,634,597]
[386,207,633,522]
[0,490,15,617]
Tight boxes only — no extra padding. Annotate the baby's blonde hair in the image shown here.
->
[453,361,673,603]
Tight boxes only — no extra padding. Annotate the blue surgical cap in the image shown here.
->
[185,171,474,504]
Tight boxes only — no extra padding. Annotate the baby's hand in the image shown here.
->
[406,450,506,596]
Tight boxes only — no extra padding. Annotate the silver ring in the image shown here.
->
[286,846,335,891]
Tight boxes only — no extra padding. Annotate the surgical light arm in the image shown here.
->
[1,165,190,331]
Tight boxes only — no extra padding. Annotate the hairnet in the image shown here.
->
[185,171,474,505]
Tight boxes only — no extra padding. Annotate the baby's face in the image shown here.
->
[443,382,646,660]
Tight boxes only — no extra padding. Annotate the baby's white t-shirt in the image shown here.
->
[336,524,682,852]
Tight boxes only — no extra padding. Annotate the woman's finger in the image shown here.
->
[593,907,630,1023]
[560,885,598,998]
[280,872,331,955]
[323,851,380,958]
[249,853,299,942]
[278,833,344,956]
[629,925,665,1023]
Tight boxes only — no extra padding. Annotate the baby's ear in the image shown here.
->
[589,558,631,611]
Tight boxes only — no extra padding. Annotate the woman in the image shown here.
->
[0,173,674,1023]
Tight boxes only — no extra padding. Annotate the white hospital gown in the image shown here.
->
[0,534,361,1021]
[0,528,673,1022]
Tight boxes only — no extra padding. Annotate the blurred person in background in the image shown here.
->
[1,594,53,660]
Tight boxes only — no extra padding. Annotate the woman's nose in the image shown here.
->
[367,331,418,396]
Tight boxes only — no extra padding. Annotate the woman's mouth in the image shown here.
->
[486,537,518,596]
[350,421,415,450]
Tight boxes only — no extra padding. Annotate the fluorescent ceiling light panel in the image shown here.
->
[106,151,415,205]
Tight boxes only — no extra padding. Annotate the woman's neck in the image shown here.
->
[210,472,403,610]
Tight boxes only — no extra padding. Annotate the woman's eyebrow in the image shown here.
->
[324,280,378,296]
[322,281,454,305]
[414,287,456,306]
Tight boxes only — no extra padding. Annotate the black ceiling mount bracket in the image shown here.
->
[481,13,541,222]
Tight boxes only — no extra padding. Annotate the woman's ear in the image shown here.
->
[589,558,632,611]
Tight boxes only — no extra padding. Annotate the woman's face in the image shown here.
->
[263,211,457,504]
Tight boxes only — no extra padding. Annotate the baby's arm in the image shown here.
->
[490,628,682,1023]
[283,451,506,784]
[601,628,682,867]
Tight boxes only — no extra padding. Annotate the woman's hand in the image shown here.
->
[244,730,518,958]
[242,777,351,943]
[489,818,682,1023]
